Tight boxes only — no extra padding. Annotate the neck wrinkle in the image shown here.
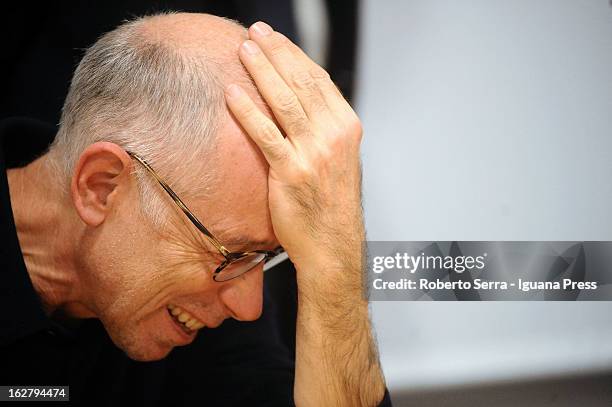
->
[7,154,90,318]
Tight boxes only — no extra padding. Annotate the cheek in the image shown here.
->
[157,247,223,297]
[165,268,220,308]
[93,232,221,320]
[87,252,170,326]
[125,258,220,320]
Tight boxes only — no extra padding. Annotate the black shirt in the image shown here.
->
[0,118,392,406]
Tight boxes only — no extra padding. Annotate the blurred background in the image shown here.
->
[351,1,612,406]
[3,0,612,405]
[297,0,612,405]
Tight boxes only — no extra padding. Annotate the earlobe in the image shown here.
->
[71,142,132,227]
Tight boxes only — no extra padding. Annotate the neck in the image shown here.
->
[7,154,93,318]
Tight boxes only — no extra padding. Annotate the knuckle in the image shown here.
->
[267,141,290,162]
[275,92,300,115]
[328,113,362,137]
[289,117,311,137]
[337,112,363,140]
[310,66,331,82]
[321,118,362,148]
[347,116,363,138]
[267,32,289,56]
[253,123,289,162]
[240,101,257,117]
[254,121,278,142]
[291,162,315,184]
[317,143,334,162]
[290,70,316,92]
[326,130,348,152]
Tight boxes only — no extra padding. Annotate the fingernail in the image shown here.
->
[252,21,272,36]
[226,84,243,99]
[242,40,259,55]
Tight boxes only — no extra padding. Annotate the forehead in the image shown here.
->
[195,109,277,251]
[202,39,276,251]
[147,13,277,250]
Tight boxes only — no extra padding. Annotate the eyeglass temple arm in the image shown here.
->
[127,152,230,257]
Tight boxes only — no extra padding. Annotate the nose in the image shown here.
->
[218,263,264,321]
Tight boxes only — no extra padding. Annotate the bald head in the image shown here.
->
[138,13,253,85]
[50,12,262,226]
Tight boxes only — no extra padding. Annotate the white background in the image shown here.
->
[354,0,612,393]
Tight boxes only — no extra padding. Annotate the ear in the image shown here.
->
[70,142,133,227]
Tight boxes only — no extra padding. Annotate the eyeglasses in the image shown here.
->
[127,151,282,282]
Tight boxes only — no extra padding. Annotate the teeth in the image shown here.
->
[167,305,205,332]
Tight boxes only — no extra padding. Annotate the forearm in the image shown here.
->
[293,263,386,407]
[224,20,386,406]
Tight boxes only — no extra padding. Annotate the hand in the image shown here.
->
[226,23,386,406]
[225,21,365,285]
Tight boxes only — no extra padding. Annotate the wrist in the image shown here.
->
[294,258,364,299]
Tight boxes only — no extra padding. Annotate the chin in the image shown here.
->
[104,318,176,362]
[124,343,173,362]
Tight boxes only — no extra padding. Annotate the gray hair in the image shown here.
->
[49,12,225,226]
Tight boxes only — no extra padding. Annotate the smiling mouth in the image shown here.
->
[167,304,205,333]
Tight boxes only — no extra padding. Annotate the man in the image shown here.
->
[0,12,390,406]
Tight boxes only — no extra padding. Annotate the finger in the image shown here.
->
[279,36,356,117]
[246,24,333,120]
[239,40,312,142]
[224,84,293,168]
[248,22,353,119]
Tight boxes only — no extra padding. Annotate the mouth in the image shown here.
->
[167,304,205,335]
